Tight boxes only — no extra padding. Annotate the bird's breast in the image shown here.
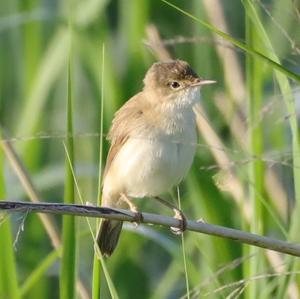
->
[103,108,197,199]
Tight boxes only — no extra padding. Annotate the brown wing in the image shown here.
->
[103,93,147,178]
[103,136,128,178]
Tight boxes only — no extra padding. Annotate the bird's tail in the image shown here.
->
[96,219,123,257]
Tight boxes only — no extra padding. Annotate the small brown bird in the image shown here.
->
[96,60,215,256]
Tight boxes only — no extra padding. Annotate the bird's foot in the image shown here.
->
[121,193,143,227]
[171,209,187,235]
[132,211,144,226]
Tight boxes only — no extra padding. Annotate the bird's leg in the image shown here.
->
[120,193,143,224]
[154,196,187,234]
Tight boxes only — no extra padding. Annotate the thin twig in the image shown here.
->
[1,200,300,257]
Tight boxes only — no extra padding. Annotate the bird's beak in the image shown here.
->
[191,78,217,87]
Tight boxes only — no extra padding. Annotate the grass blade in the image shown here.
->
[243,11,265,299]
[177,187,190,299]
[161,0,300,83]
[92,43,105,299]
[60,42,77,299]
[0,131,20,299]
[20,249,61,297]
[241,1,300,297]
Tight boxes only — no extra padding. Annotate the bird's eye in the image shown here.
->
[170,81,180,89]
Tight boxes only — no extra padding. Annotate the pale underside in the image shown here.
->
[102,87,200,208]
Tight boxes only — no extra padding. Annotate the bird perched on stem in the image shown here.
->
[96,60,215,256]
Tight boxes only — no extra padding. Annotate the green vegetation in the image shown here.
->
[1,1,300,298]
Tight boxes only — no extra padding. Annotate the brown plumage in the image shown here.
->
[96,60,215,256]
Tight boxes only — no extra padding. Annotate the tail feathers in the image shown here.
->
[96,220,123,257]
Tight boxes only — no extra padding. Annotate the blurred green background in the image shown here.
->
[1,0,300,298]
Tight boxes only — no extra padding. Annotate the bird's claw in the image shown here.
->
[132,211,144,227]
[171,209,187,235]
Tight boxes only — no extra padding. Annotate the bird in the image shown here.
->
[96,59,215,256]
